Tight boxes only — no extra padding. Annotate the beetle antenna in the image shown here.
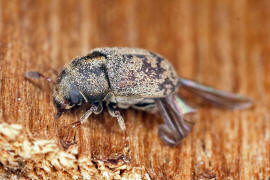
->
[24,71,54,83]
[24,71,55,90]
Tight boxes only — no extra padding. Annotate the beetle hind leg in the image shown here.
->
[107,103,126,131]
[155,94,196,146]
[159,124,181,146]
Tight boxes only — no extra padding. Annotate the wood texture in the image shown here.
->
[0,0,270,179]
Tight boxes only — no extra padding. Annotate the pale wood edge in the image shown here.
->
[0,122,151,180]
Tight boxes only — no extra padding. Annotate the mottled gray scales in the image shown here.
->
[89,47,178,98]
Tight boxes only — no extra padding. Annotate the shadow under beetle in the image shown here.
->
[25,47,252,146]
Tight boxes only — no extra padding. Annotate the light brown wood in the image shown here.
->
[0,0,270,179]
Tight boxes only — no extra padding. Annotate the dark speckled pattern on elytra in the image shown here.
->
[140,54,166,77]
[102,47,178,98]
[53,47,178,111]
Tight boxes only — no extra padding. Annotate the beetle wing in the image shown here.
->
[155,93,196,146]
[178,77,253,109]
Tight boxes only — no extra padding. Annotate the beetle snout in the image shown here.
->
[54,100,64,119]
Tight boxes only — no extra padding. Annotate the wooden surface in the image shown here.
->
[0,0,270,179]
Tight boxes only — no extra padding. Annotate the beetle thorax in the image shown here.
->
[53,57,110,110]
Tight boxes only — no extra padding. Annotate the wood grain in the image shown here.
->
[0,0,270,179]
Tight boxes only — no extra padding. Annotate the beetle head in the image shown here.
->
[53,82,86,119]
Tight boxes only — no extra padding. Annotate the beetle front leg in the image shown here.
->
[107,103,126,131]
[81,102,103,122]
[70,103,103,128]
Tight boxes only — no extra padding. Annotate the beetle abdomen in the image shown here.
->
[90,47,179,98]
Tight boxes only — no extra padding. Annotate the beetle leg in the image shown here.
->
[93,102,103,115]
[80,103,102,123]
[107,103,126,131]
[132,102,157,112]
[68,103,103,128]
[155,95,196,146]
[159,124,179,146]
[104,92,126,131]
[166,94,196,133]
[155,99,182,145]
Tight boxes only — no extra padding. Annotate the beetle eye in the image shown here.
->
[69,90,80,104]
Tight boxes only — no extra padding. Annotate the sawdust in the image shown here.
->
[0,122,150,180]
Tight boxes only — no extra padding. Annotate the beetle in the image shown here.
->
[25,47,252,146]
